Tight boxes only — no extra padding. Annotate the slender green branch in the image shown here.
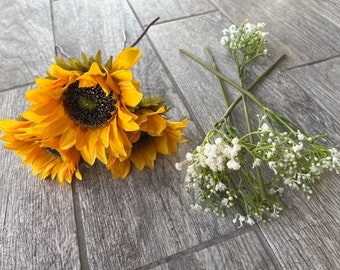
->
[204,46,233,125]
[179,48,266,109]
[204,47,230,109]
[220,53,285,120]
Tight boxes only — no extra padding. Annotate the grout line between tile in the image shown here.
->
[286,54,340,70]
[49,1,89,269]
[148,10,218,26]
[0,82,35,93]
[136,226,252,270]
[71,183,91,270]
[127,1,206,137]
[252,225,284,269]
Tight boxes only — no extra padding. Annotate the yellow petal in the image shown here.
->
[141,114,166,136]
[111,70,133,81]
[85,62,105,76]
[60,128,76,149]
[112,48,142,70]
[119,81,143,107]
[156,135,169,154]
[99,125,110,148]
[95,140,108,164]
[130,148,146,170]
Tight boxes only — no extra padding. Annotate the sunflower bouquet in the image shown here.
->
[176,19,339,226]
[0,20,187,186]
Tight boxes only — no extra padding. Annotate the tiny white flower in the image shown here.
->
[252,158,262,168]
[185,152,194,161]
[231,137,239,145]
[232,215,238,224]
[187,165,195,175]
[229,25,236,33]
[220,36,229,45]
[246,216,255,226]
[260,123,271,132]
[238,215,246,227]
[292,142,303,153]
[221,198,229,205]
[222,29,229,35]
[268,161,277,174]
[297,130,304,141]
[216,182,226,191]
[175,162,182,171]
[227,159,241,170]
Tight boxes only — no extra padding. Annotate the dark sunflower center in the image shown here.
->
[44,147,61,158]
[133,131,154,148]
[63,81,116,128]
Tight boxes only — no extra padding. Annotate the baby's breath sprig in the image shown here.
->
[176,19,339,226]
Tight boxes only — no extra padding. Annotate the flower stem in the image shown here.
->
[179,48,266,109]
[130,17,160,47]
[204,46,233,125]
[238,78,267,201]
[55,44,71,59]
[219,53,285,120]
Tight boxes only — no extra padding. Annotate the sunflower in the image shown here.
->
[0,119,81,186]
[107,106,187,178]
[21,48,143,165]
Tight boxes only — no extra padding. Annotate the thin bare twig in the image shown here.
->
[122,29,127,49]
[130,17,160,47]
[55,44,71,59]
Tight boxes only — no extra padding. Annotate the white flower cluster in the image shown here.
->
[255,123,340,198]
[176,137,241,174]
[220,19,268,55]
[175,136,242,213]
[176,133,284,225]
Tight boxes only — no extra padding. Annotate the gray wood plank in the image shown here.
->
[147,10,340,270]
[258,172,340,270]
[286,57,340,144]
[52,1,247,269]
[128,0,216,25]
[150,230,281,270]
[0,87,80,270]
[52,0,128,59]
[257,58,340,270]
[0,0,55,91]
[148,12,241,133]
[212,0,340,68]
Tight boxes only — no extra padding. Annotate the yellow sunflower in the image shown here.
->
[107,106,187,178]
[21,48,143,165]
[0,119,81,186]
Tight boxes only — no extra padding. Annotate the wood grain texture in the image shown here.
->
[257,58,340,270]
[0,88,80,270]
[0,0,55,91]
[128,0,216,25]
[148,12,243,133]
[211,0,340,68]
[1,0,339,269]
[150,230,281,270]
[258,171,340,270]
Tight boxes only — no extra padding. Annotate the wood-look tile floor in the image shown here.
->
[1,0,339,269]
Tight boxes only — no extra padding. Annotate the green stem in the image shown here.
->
[180,49,286,112]
[238,78,267,201]
[204,46,233,125]
[221,53,285,120]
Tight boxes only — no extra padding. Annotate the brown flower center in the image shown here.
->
[63,81,116,128]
